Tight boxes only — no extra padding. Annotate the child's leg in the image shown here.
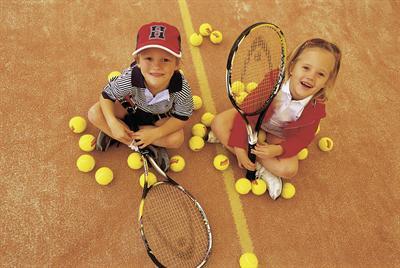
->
[258,133,299,179]
[210,108,237,153]
[211,108,299,179]
[259,156,298,179]
[138,118,184,149]
[87,101,127,138]
[211,108,257,171]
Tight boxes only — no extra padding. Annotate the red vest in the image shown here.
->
[228,100,326,158]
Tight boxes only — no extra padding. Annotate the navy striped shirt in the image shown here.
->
[102,64,193,121]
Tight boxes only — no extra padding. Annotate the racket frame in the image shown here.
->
[128,124,212,267]
[226,22,287,180]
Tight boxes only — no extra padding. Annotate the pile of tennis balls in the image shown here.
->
[127,151,162,187]
[234,177,296,199]
[188,111,215,152]
[69,115,114,186]
[228,80,259,105]
[188,94,234,175]
[188,95,216,153]
[235,177,267,196]
[69,71,126,186]
[189,23,223,47]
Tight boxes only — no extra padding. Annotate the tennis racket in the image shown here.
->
[226,22,287,181]
[127,120,212,267]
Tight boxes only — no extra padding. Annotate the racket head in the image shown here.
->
[226,22,286,116]
[139,181,212,267]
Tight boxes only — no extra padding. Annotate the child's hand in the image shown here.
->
[234,147,256,171]
[131,128,161,148]
[109,120,134,145]
[252,143,275,159]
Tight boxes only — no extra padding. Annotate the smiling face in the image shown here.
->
[136,48,179,93]
[288,47,336,100]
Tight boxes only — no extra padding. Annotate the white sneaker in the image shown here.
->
[256,162,282,200]
[206,130,220,143]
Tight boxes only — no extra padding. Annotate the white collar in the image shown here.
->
[144,88,170,105]
[281,79,313,106]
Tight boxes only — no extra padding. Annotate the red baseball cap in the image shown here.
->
[132,22,182,58]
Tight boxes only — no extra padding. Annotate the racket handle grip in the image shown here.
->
[125,113,140,132]
[246,169,256,181]
[246,145,257,181]
[125,113,144,153]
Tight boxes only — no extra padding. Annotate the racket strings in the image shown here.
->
[142,183,209,267]
[230,27,283,115]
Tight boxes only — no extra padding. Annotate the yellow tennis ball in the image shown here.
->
[170,155,186,172]
[192,123,207,138]
[95,167,113,186]
[239,91,249,99]
[231,81,245,95]
[315,123,321,135]
[239,252,259,268]
[189,33,203,46]
[235,178,252,195]
[297,148,309,160]
[78,134,96,152]
[69,116,87,134]
[192,95,203,110]
[199,23,213,36]
[318,137,334,152]
[236,91,248,105]
[213,154,230,171]
[188,136,205,151]
[246,82,258,93]
[236,96,244,105]
[139,172,157,188]
[210,30,223,44]
[107,71,121,82]
[76,154,95,173]
[251,179,267,196]
[281,182,296,199]
[200,112,215,127]
[127,152,143,170]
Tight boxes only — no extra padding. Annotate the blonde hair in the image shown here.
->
[286,38,341,101]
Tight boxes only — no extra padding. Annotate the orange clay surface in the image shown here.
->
[1,1,399,267]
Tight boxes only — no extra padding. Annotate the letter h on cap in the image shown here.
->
[149,25,166,40]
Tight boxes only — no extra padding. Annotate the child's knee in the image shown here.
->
[87,103,101,124]
[210,117,217,131]
[280,164,298,179]
[165,131,184,149]
[211,114,223,131]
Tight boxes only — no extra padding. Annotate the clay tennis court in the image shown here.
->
[1,1,399,267]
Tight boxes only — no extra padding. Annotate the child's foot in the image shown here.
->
[146,145,170,172]
[256,163,282,200]
[205,130,220,143]
[96,131,119,151]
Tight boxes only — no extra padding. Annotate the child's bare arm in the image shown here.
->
[132,117,186,148]
[251,143,283,159]
[99,96,133,144]
[234,147,256,171]
[99,96,117,124]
